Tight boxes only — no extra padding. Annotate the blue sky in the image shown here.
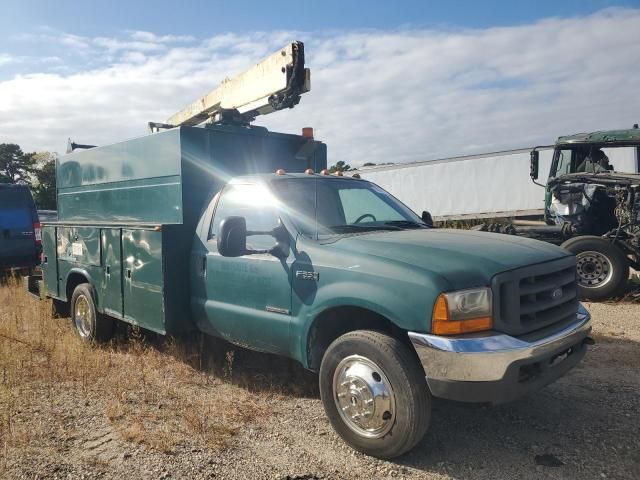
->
[1,2,640,163]
[3,0,639,37]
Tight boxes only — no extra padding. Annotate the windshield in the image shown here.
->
[271,177,425,238]
[551,146,636,177]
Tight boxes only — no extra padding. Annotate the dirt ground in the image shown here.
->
[1,283,639,480]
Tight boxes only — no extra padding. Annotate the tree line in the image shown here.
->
[328,161,385,173]
[0,143,57,210]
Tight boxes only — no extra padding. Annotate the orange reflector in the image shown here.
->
[352,173,361,179]
[320,169,330,175]
[276,169,286,175]
[305,168,314,175]
[431,293,492,335]
[433,294,449,321]
[302,127,314,139]
[432,317,492,335]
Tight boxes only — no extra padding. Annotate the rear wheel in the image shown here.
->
[561,236,629,300]
[70,283,113,343]
[319,330,430,459]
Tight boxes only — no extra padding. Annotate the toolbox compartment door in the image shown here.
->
[41,226,58,297]
[122,229,165,334]
[100,228,123,318]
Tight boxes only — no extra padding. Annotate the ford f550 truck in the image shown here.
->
[26,42,593,459]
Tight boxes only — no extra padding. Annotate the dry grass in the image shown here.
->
[0,276,288,473]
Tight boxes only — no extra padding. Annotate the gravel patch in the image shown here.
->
[2,297,639,479]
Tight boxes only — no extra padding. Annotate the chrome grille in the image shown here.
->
[492,256,578,336]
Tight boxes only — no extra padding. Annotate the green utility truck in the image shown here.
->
[27,42,593,459]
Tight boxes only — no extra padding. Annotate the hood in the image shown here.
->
[327,228,569,290]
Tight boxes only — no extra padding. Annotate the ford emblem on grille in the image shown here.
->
[551,288,563,299]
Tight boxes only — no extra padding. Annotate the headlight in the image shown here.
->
[431,287,493,335]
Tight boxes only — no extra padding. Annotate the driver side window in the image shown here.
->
[209,184,281,250]
[555,149,574,176]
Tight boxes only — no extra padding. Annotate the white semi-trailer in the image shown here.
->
[360,146,638,221]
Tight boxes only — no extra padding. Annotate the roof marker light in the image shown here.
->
[320,169,330,175]
[351,173,361,179]
[305,168,314,174]
[276,169,286,175]
[302,127,314,139]
[335,171,344,176]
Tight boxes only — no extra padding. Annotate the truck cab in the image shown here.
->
[189,171,593,458]
[527,127,640,299]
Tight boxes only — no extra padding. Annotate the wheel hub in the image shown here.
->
[576,251,613,288]
[74,295,93,338]
[333,355,396,439]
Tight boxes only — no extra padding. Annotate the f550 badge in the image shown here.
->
[296,270,319,281]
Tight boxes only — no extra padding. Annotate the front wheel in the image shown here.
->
[561,236,629,300]
[319,330,430,459]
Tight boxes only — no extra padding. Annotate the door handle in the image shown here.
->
[126,269,132,279]
[201,255,207,276]
[105,265,111,276]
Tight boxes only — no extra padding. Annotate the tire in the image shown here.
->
[561,236,629,300]
[70,283,113,343]
[319,330,430,459]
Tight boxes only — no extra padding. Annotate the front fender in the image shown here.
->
[291,279,436,367]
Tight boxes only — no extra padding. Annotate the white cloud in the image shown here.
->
[93,37,167,52]
[0,54,15,66]
[129,31,196,43]
[1,8,639,167]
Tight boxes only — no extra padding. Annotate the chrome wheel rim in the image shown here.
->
[576,251,613,288]
[333,355,396,439]
[74,295,93,338]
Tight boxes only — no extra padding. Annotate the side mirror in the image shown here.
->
[269,222,290,259]
[217,216,247,257]
[530,150,540,180]
[421,211,434,228]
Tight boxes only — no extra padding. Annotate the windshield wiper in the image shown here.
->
[382,220,426,229]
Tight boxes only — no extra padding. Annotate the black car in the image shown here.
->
[0,184,41,272]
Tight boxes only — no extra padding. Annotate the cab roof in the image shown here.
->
[557,127,640,146]
[228,172,366,185]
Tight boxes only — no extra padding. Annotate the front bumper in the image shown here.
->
[408,303,592,404]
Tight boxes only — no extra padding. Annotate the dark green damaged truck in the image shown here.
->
[27,123,593,458]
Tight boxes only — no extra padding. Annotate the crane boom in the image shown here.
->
[153,41,309,130]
